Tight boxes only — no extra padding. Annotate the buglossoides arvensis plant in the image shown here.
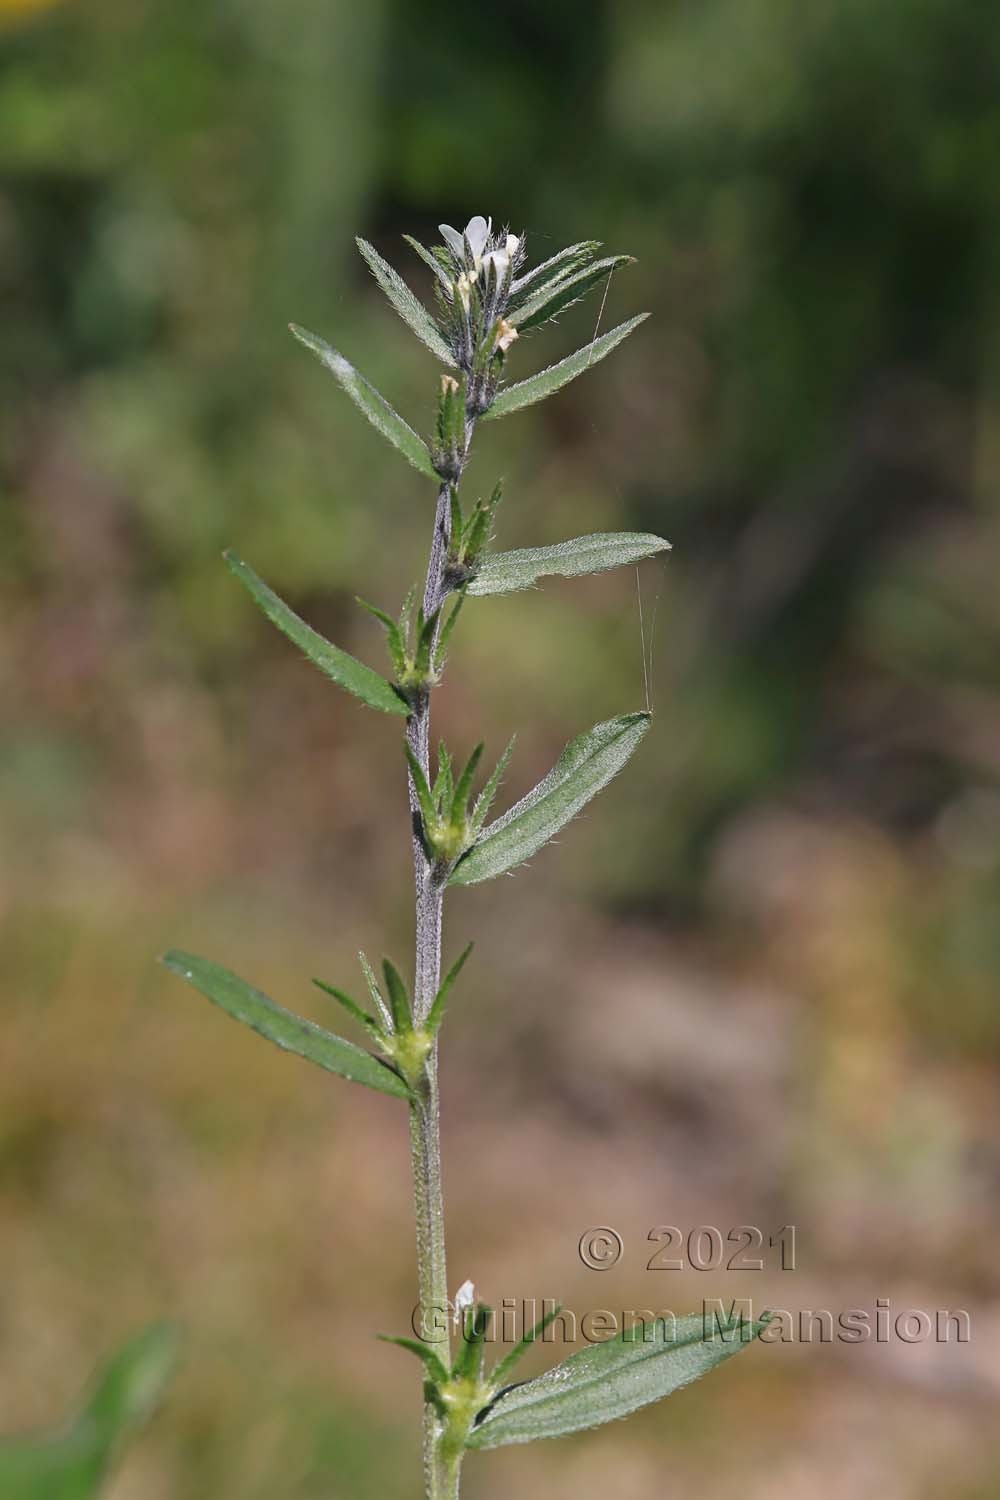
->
[163,213,769,1499]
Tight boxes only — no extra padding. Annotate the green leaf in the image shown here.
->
[356,238,456,366]
[432,741,454,807]
[405,742,438,833]
[450,741,483,822]
[356,597,407,678]
[377,1336,450,1387]
[484,315,649,420]
[312,978,380,1039]
[162,951,411,1100]
[381,958,412,1033]
[403,234,453,292]
[453,1303,492,1382]
[450,714,650,887]
[225,553,409,716]
[491,1303,564,1385]
[434,589,465,672]
[507,242,601,309]
[470,736,516,835]
[468,1311,769,1449]
[425,941,473,1036]
[509,256,633,333]
[359,951,393,1033]
[0,1323,178,1500]
[468,528,669,596]
[289,323,437,478]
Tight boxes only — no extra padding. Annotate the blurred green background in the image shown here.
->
[2,0,999,1495]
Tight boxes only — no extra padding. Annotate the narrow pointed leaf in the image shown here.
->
[415,604,441,676]
[450,714,650,886]
[405,742,439,831]
[434,590,465,671]
[378,1336,449,1387]
[509,256,633,333]
[403,234,453,291]
[356,238,456,365]
[471,735,516,835]
[162,951,411,1099]
[468,1311,770,1448]
[453,1303,492,1382]
[468,528,669,595]
[437,742,456,803]
[450,741,483,823]
[356,597,407,676]
[381,958,412,1033]
[492,1303,564,1385]
[359,951,393,1033]
[226,554,408,716]
[432,742,454,807]
[484,315,650,421]
[508,241,601,305]
[312,978,380,1039]
[290,323,437,479]
[425,941,473,1035]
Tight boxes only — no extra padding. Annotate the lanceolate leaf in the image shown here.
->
[356,238,456,366]
[469,530,670,596]
[484,315,649,420]
[507,241,601,308]
[162,951,411,1100]
[468,1311,769,1448]
[509,256,633,332]
[0,1323,178,1500]
[289,323,438,479]
[225,553,409,716]
[450,714,650,886]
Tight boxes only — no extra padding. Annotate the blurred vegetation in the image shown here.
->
[2,0,999,1496]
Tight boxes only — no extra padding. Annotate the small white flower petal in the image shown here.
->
[453,1279,476,1325]
[483,248,509,279]
[439,224,466,258]
[505,234,520,256]
[464,215,490,260]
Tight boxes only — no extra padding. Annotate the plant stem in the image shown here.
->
[407,478,458,1499]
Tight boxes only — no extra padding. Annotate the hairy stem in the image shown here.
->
[406,478,459,1498]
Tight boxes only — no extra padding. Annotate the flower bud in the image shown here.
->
[495,319,518,353]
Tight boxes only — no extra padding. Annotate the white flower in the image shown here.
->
[439,216,492,267]
[464,216,491,264]
[483,234,521,282]
[453,1278,476,1327]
